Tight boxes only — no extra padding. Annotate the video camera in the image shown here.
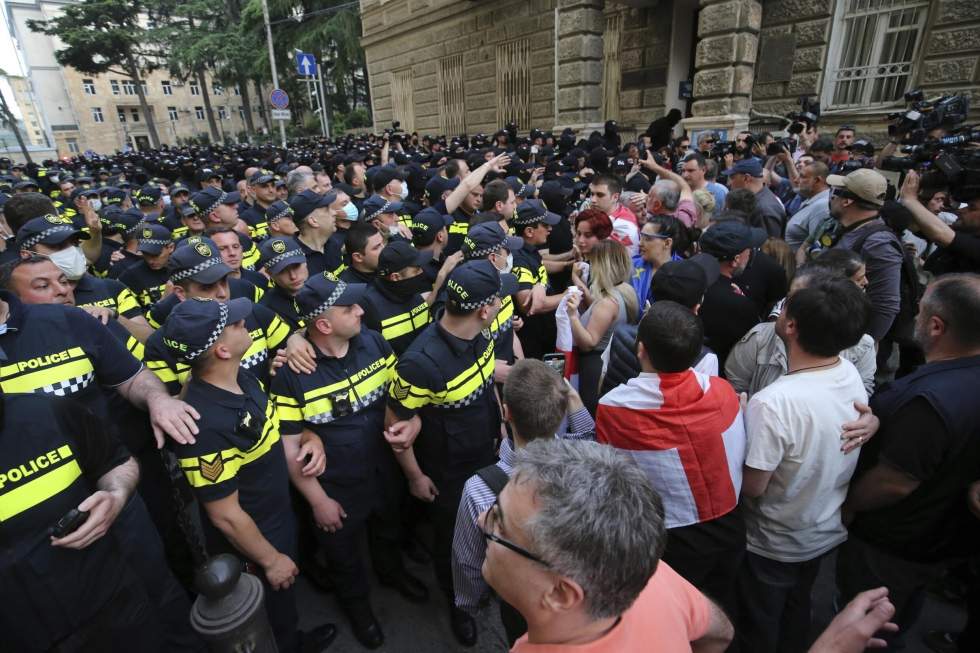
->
[383,121,403,143]
[879,92,980,202]
[786,97,821,135]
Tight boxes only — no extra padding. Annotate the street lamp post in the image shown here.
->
[260,0,287,148]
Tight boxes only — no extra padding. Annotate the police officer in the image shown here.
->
[385,259,517,646]
[190,186,261,269]
[264,199,301,239]
[360,240,434,357]
[134,183,166,224]
[339,222,383,284]
[511,199,563,359]
[461,221,525,379]
[240,170,278,240]
[258,236,308,331]
[290,188,341,276]
[170,201,207,241]
[162,297,337,653]
[272,273,427,648]
[209,226,271,296]
[0,392,165,652]
[410,206,454,284]
[98,206,145,279]
[362,193,412,241]
[118,222,175,309]
[144,240,291,393]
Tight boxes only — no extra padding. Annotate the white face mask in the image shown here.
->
[494,251,514,274]
[399,182,409,201]
[342,202,359,222]
[387,224,402,239]
[162,195,172,207]
[89,199,102,212]
[49,245,88,281]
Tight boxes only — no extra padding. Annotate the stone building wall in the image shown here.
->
[612,3,672,133]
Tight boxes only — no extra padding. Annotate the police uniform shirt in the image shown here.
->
[259,285,305,331]
[147,277,265,329]
[421,255,441,285]
[73,273,144,320]
[271,328,394,517]
[512,241,548,292]
[297,237,340,278]
[445,208,472,258]
[0,395,138,652]
[144,302,290,394]
[241,268,272,294]
[239,232,261,270]
[339,265,375,285]
[489,294,516,364]
[0,293,143,421]
[106,248,143,280]
[118,261,169,309]
[239,204,270,241]
[326,229,348,276]
[387,322,497,482]
[360,280,432,357]
[171,370,294,557]
[160,205,182,231]
[92,239,121,278]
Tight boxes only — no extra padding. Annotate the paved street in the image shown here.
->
[294,545,965,653]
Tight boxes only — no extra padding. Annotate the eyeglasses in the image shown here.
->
[640,231,671,241]
[481,498,551,567]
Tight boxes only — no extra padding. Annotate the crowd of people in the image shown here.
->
[0,110,978,653]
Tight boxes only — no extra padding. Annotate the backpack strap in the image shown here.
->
[476,463,510,496]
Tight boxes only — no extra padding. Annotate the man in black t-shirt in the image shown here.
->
[842,274,980,642]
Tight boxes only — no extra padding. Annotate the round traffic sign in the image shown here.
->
[270,88,289,110]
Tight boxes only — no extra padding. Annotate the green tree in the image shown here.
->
[28,0,163,148]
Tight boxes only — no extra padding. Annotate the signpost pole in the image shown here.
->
[318,52,330,138]
[260,0,287,147]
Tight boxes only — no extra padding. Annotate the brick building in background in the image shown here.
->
[360,0,980,143]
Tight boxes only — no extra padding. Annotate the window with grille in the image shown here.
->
[496,40,531,129]
[92,107,104,123]
[82,79,96,95]
[602,13,623,122]
[190,82,200,96]
[195,106,205,120]
[390,68,414,132]
[438,55,466,135]
[825,0,928,110]
[168,106,179,121]
[162,80,173,96]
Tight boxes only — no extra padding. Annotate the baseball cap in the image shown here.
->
[445,259,518,311]
[190,187,237,216]
[102,186,128,205]
[296,273,367,321]
[265,200,296,225]
[249,170,275,185]
[846,139,875,158]
[136,223,173,255]
[167,238,232,284]
[14,179,38,191]
[289,189,338,223]
[178,203,201,220]
[722,158,764,178]
[170,182,191,196]
[699,221,767,258]
[197,168,222,183]
[371,167,405,191]
[505,176,535,199]
[99,205,142,236]
[462,222,523,260]
[16,214,90,249]
[376,240,433,277]
[259,236,307,274]
[425,175,460,201]
[826,168,887,207]
[512,199,561,227]
[162,297,253,361]
[135,183,162,205]
[71,187,100,202]
[650,258,714,308]
[410,207,453,247]
[361,194,404,222]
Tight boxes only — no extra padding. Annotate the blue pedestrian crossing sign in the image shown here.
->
[295,52,317,77]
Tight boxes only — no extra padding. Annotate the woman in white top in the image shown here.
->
[566,239,639,414]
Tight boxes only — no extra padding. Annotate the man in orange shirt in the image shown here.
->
[480,439,733,652]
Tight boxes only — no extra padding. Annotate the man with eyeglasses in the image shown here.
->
[480,438,734,652]
[452,359,594,645]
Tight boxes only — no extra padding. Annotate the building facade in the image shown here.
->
[360,0,980,143]
[5,0,272,157]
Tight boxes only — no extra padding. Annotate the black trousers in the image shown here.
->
[259,575,301,653]
[52,580,163,653]
[734,550,824,653]
[836,535,944,645]
[427,474,469,599]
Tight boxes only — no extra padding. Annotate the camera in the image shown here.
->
[709,140,735,159]
[786,96,821,134]
[887,92,970,143]
[767,137,796,157]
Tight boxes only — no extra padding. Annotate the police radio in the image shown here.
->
[49,508,89,538]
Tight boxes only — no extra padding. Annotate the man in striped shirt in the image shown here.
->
[452,359,595,645]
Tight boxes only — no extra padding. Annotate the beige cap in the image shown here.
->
[826,168,887,207]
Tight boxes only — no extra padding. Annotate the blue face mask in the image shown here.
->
[342,202,358,222]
